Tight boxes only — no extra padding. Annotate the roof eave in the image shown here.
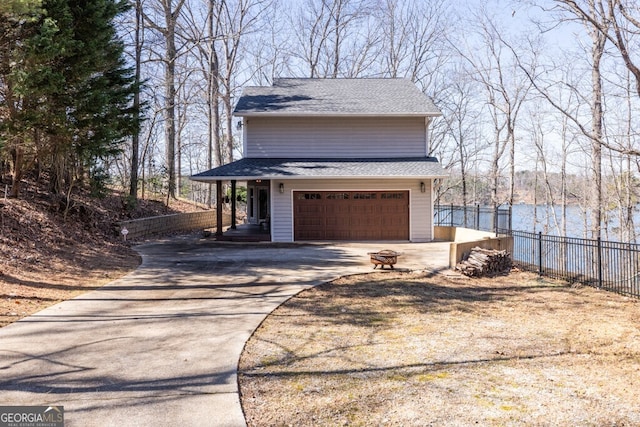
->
[233,111,443,118]
[190,174,449,182]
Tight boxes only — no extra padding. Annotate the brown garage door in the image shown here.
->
[294,191,409,240]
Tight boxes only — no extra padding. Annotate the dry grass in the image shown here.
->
[239,270,640,426]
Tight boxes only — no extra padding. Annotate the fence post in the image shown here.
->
[597,237,603,289]
[538,231,543,276]
[476,204,480,230]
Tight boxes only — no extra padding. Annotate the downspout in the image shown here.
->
[432,178,443,241]
[426,116,433,240]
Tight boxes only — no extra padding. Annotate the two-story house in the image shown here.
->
[191,78,447,242]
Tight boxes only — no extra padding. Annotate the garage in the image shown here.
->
[293,191,409,241]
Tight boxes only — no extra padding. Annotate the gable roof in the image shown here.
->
[233,78,442,117]
[191,157,448,181]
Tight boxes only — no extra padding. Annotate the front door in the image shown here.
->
[258,188,269,223]
[248,180,270,225]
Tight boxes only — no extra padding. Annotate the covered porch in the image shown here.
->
[201,179,271,242]
[213,223,271,242]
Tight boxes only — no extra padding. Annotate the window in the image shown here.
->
[297,193,322,200]
[326,193,349,200]
[353,193,377,200]
[381,193,405,200]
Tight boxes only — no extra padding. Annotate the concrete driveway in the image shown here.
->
[0,238,449,426]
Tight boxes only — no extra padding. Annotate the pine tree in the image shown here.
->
[0,1,44,196]
[0,0,140,197]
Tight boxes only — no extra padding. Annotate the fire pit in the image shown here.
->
[367,249,401,269]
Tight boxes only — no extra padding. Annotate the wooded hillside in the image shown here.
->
[0,175,201,326]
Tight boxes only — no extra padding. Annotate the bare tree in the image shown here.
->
[454,6,533,211]
[528,103,565,234]
[611,1,640,97]
[218,0,268,163]
[291,0,372,78]
[243,1,293,84]
[208,0,223,203]
[378,0,450,86]
[553,0,640,98]
[561,0,640,242]
[142,0,187,201]
[584,0,607,240]
[525,1,609,238]
[555,82,581,238]
[438,71,484,210]
[603,66,639,242]
[180,0,224,205]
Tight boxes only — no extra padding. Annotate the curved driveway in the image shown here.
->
[0,238,449,426]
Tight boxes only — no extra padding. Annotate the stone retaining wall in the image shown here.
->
[117,210,220,240]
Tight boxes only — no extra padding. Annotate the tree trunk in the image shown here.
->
[129,0,142,199]
[490,110,501,211]
[589,4,606,240]
[508,121,516,207]
[459,136,467,209]
[206,0,222,207]
[332,0,342,78]
[164,27,177,200]
[9,146,23,198]
[141,0,189,201]
[225,95,234,163]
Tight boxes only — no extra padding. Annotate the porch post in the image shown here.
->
[230,180,237,229]
[216,180,223,236]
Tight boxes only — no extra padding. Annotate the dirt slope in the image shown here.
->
[0,181,201,327]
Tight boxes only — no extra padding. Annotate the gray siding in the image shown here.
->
[246,117,426,158]
[270,179,433,242]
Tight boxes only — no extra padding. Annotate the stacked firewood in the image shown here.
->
[455,247,512,277]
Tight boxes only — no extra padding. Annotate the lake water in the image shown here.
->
[435,203,640,242]
[510,204,640,242]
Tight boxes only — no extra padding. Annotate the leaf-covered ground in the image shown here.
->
[0,180,202,327]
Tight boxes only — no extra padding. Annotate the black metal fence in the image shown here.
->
[434,205,640,298]
[511,231,640,298]
[434,204,512,234]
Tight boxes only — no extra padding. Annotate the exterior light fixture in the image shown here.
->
[420,182,426,193]
[279,183,284,193]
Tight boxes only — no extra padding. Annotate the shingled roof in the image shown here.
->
[233,78,441,116]
[191,157,448,181]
